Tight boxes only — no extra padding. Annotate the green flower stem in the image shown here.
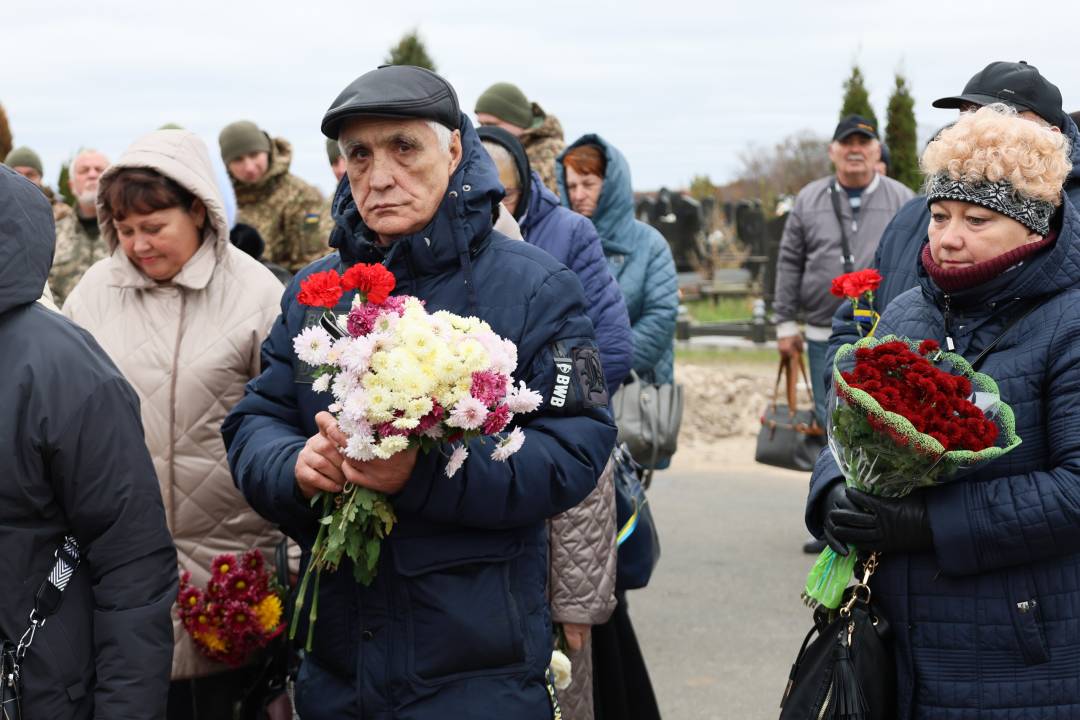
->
[289,495,330,643]
[306,565,322,653]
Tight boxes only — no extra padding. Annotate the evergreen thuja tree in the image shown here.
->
[840,65,878,129]
[385,30,437,71]
[885,73,921,190]
[57,163,75,206]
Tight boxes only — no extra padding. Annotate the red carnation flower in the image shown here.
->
[298,270,344,309]
[830,268,882,299]
[341,263,396,305]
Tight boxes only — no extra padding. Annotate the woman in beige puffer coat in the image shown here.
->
[63,129,290,715]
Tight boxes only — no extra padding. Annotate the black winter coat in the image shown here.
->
[0,167,177,718]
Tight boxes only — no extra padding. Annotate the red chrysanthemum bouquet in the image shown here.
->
[830,268,882,337]
[177,550,285,667]
[803,335,1021,609]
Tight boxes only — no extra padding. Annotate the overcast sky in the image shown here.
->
[5,0,1080,197]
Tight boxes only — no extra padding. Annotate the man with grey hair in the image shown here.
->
[50,148,110,305]
[223,65,616,719]
[773,116,914,425]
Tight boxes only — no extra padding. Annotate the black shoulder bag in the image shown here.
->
[779,554,894,720]
[2,536,81,720]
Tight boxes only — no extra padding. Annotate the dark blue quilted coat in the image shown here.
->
[222,116,617,719]
[519,169,633,397]
[806,185,1080,718]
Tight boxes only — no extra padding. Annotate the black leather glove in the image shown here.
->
[816,481,860,555]
[825,487,933,554]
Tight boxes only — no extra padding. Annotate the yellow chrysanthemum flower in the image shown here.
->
[193,630,227,654]
[254,594,283,634]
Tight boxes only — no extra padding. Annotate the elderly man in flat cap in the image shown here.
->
[223,65,616,719]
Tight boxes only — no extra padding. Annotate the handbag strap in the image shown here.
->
[15,536,81,660]
[830,182,855,274]
[970,298,1044,371]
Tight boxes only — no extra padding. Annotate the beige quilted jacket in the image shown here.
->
[548,456,617,719]
[63,130,286,680]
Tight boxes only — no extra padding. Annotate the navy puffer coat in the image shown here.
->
[519,169,633,396]
[557,135,677,386]
[806,188,1080,718]
[222,117,617,719]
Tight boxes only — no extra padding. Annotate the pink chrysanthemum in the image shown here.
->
[482,404,512,435]
[448,396,489,430]
[470,371,510,407]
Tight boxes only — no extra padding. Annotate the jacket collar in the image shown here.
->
[107,233,220,291]
[519,171,558,237]
[833,172,881,197]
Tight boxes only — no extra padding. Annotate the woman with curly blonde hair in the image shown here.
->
[805,104,1080,718]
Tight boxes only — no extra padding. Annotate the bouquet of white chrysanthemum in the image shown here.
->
[289,263,543,649]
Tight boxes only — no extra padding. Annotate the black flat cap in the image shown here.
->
[321,65,461,139]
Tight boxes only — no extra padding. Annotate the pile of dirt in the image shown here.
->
[675,361,778,446]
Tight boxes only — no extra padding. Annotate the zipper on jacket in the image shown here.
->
[166,291,187,530]
[942,293,955,351]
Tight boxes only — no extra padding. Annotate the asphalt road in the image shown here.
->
[628,440,814,720]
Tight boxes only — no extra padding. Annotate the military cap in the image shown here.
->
[321,65,461,139]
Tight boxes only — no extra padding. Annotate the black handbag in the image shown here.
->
[237,540,297,720]
[755,353,826,472]
[779,554,895,720]
[2,640,21,720]
[612,443,661,591]
[1,536,82,720]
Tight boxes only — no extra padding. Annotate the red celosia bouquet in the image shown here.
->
[830,268,882,336]
[803,335,1021,609]
[177,550,285,668]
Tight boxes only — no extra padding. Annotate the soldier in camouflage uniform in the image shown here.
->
[50,149,111,306]
[219,121,332,273]
[4,146,73,223]
[475,82,566,193]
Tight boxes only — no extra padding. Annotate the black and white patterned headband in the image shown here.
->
[926,173,1056,236]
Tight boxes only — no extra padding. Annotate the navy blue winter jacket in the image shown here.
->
[519,169,633,396]
[222,117,617,719]
[557,135,678,386]
[806,187,1080,717]
[824,115,1080,378]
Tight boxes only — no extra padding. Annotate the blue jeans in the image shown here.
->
[806,339,829,426]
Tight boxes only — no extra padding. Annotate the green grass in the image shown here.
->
[683,297,754,323]
[675,347,777,366]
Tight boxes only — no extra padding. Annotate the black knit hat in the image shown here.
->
[321,65,461,139]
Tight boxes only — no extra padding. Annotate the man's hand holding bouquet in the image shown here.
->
[289,263,544,649]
